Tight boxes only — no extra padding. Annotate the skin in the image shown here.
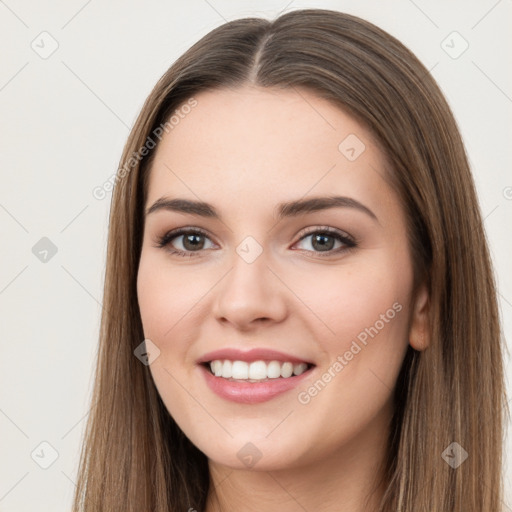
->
[136,85,429,512]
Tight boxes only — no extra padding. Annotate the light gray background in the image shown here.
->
[0,1,511,510]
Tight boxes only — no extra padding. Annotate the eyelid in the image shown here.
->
[153,226,216,250]
[295,225,355,244]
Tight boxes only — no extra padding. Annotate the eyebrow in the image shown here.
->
[146,195,378,222]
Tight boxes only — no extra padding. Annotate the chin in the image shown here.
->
[191,431,313,472]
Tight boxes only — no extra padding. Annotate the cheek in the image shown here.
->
[289,260,411,449]
[136,253,212,405]
[136,255,200,419]
[137,254,206,342]
[305,253,413,402]
[304,255,411,342]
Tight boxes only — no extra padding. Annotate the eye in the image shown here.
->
[154,228,215,257]
[154,226,357,258]
[293,226,356,257]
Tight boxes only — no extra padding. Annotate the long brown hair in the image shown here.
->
[72,9,507,511]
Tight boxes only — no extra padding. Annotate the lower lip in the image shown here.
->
[199,364,314,404]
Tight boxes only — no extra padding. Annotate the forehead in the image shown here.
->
[145,85,393,217]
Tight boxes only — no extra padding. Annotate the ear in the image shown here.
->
[408,281,430,351]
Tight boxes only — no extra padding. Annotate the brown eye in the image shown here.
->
[155,228,215,257]
[311,233,336,251]
[294,228,356,257]
[181,232,206,251]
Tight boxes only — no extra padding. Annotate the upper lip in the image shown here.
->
[197,348,314,365]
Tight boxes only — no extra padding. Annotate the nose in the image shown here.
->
[212,245,288,331]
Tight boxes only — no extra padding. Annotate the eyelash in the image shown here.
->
[154,226,357,259]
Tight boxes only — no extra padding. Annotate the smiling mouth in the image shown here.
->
[202,359,315,382]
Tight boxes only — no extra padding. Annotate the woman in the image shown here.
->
[73,9,507,511]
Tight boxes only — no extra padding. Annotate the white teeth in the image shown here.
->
[208,359,310,380]
[280,362,293,378]
[248,361,267,379]
[267,361,282,379]
[221,360,232,378]
[293,363,308,376]
[231,361,249,379]
[212,360,223,377]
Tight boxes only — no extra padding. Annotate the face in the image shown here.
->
[136,85,427,471]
